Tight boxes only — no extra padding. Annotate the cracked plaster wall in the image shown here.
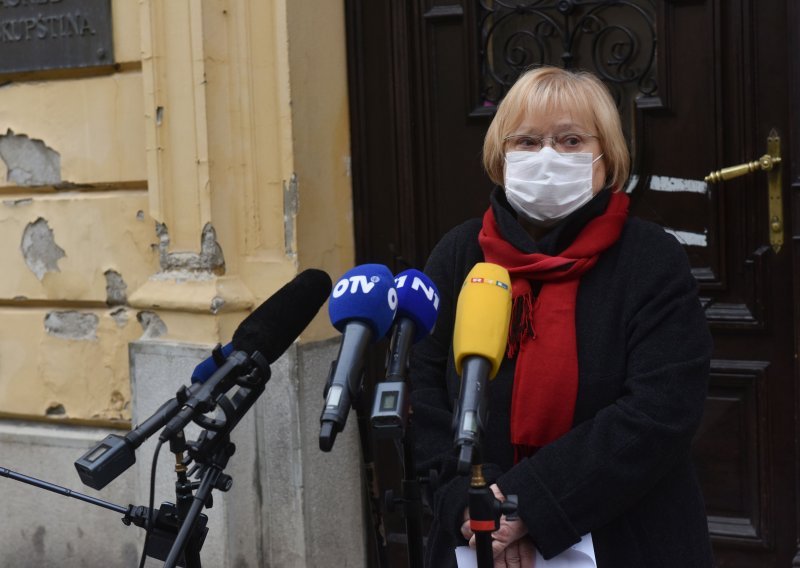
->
[0,170,156,422]
[21,217,66,280]
[28,299,167,423]
[0,130,61,186]
[0,73,146,189]
[0,192,156,299]
[0,305,173,421]
[0,189,240,421]
[0,3,362,567]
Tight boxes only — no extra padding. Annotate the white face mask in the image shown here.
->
[503,147,604,227]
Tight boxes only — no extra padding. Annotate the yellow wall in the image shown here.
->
[287,0,354,340]
[0,0,352,423]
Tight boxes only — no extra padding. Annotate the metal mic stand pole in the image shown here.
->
[163,440,230,568]
[354,378,390,568]
[457,444,518,568]
[454,355,516,568]
[162,349,269,568]
[468,462,495,568]
[169,431,203,568]
[458,443,493,568]
[400,420,424,568]
[0,465,131,516]
[0,464,210,565]
[372,317,424,568]
[392,319,425,568]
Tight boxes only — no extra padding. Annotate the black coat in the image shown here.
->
[409,189,714,567]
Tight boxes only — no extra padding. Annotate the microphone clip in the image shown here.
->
[211,342,227,367]
[369,381,408,439]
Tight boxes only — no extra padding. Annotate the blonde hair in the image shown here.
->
[483,67,630,189]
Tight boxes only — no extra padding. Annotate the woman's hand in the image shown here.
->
[461,506,474,542]
[462,484,534,564]
[487,484,529,558]
[495,538,536,568]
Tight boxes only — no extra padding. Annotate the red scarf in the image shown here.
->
[479,192,629,458]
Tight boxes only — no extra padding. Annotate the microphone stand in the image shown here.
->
[0,465,132,516]
[398,420,424,568]
[0,465,209,566]
[160,350,270,568]
[167,431,204,568]
[355,384,390,568]
[466,449,495,568]
[455,443,517,568]
[371,317,425,568]
[164,439,231,568]
[391,321,425,568]
[454,360,518,568]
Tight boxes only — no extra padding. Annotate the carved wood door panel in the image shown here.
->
[345,1,799,566]
[627,2,797,565]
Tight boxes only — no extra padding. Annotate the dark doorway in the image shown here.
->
[345,1,799,565]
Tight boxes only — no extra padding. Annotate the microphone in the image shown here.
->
[191,342,234,384]
[230,268,332,360]
[371,269,440,437]
[391,268,440,345]
[188,266,337,384]
[160,268,333,441]
[75,268,332,490]
[319,264,398,452]
[452,263,511,474]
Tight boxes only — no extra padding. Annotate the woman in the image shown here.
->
[410,66,714,567]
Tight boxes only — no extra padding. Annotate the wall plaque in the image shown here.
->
[0,0,113,75]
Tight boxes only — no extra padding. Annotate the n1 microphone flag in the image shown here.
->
[393,268,440,341]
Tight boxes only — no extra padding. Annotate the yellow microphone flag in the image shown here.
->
[453,262,512,379]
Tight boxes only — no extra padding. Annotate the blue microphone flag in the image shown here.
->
[394,269,440,343]
[329,264,397,339]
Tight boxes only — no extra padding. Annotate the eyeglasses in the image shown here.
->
[503,132,599,153]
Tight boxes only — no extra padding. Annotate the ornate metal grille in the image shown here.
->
[479,0,658,119]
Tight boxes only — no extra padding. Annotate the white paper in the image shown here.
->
[455,533,596,568]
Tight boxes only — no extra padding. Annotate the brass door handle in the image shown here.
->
[704,154,781,183]
[704,129,783,253]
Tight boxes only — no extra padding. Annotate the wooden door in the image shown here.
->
[344,1,800,565]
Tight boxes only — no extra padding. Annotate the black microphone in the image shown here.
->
[75,269,332,490]
[160,268,333,441]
